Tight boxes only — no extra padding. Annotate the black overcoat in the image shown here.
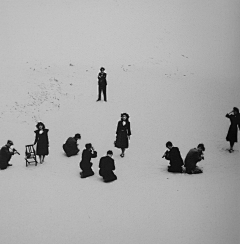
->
[34,129,49,156]
[115,121,131,149]
[98,72,107,87]
[80,149,97,171]
[0,145,14,169]
[226,114,240,142]
[99,156,117,182]
[165,147,183,168]
[63,137,79,156]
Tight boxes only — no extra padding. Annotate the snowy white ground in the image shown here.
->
[0,1,239,244]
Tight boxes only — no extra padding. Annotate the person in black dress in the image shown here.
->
[63,133,81,157]
[96,67,107,102]
[162,141,183,173]
[79,143,97,178]
[226,107,240,152]
[0,140,18,170]
[115,113,131,157]
[99,150,117,182]
[34,122,49,164]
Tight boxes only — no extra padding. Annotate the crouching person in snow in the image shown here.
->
[0,140,19,170]
[184,143,205,174]
[79,143,97,178]
[99,150,117,183]
[162,141,183,173]
[63,133,81,157]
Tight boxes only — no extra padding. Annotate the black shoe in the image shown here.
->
[7,164,12,167]
[96,99,101,102]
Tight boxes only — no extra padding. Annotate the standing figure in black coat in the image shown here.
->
[226,107,240,152]
[115,113,131,157]
[162,141,183,173]
[34,122,49,164]
[96,67,107,102]
[79,143,97,178]
[99,150,117,182]
[0,140,18,170]
[63,133,81,157]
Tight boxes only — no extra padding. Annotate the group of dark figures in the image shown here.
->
[0,64,239,178]
[0,111,132,183]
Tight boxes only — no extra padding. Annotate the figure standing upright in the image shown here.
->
[115,113,131,157]
[34,122,49,164]
[96,67,107,102]
[226,107,240,152]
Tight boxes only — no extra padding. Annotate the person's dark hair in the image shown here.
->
[36,122,45,130]
[107,150,113,155]
[85,143,92,149]
[233,107,239,114]
[121,113,130,120]
[166,141,173,148]
[197,143,205,151]
[74,133,81,139]
[100,67,105,71]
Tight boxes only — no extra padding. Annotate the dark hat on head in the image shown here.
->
[233,107,239,114]
[197,143,205,151]
[107,150,113,155]
[100,67,105,71]
[166,141,173,147]
[121,113,129,119]
[75,133,81,139]
[36,121,45,129]
[7,140,14,145]
[85,143,92,149]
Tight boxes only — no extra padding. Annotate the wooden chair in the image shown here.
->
[25,144,38,166]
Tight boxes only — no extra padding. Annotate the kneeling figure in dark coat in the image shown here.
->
[79,143,97,178]
[99,150,117,182]
[163,141,183,173]
[63,133,81,157]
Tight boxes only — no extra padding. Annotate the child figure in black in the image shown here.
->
[162,141,183,173]
[79,143,97,178]
[96,67,107,102]
[226,107,240,152]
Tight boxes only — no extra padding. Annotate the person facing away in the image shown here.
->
[34,121,49,164]
[96,67,107,102]
[115,113,131,157]
[79,143,97,178]
[99,150,117,183]
[63,133,81,157]
[225,107,240,152]
[0,140,18,170]
[162,141,183,173]
[184,143,205,174]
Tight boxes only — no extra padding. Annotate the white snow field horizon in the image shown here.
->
[0,1,239,244]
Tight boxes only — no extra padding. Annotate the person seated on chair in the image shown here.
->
[79,143,97,178]
[99,150,117,182]
[184,143,205,174]
[162,141,183,173]
[0,140,18,170]
[63,133,81,157]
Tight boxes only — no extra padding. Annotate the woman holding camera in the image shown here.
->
[226,107,240,152]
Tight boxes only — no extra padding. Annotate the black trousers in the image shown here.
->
[98,85,107,101]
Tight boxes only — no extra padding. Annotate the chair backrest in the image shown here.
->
[25,144,35,156]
